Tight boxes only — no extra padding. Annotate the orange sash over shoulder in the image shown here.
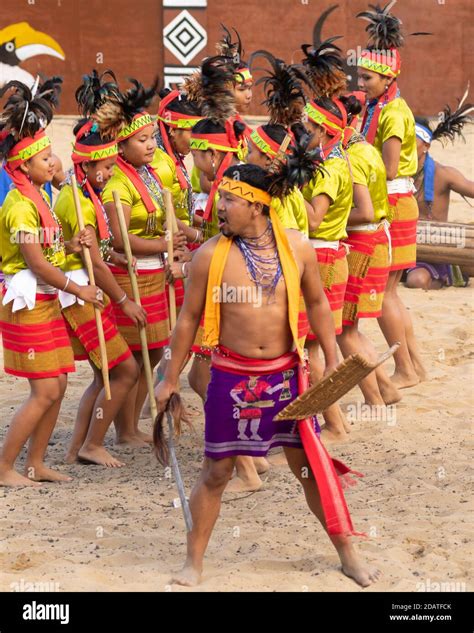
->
[203,207,304,361]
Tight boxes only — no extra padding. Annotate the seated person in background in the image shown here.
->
[406,88,474,289]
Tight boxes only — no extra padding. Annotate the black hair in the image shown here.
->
[415,117,431,131]
[158,88,201,117]
[223,163,272,214]
[191,118,246,147]
[258,123,287,145]
[338,94,363,125]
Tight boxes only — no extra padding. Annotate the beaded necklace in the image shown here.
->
[235,221,282,302]
[137,165,164,235]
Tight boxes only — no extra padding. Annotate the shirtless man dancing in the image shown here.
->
[155,164,380,588]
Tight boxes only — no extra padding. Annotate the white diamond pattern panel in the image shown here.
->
[163,10,207,65]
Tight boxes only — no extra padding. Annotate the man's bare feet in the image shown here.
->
[78,446,125,467]
[390,370,419,389]
[321,425,349,444]
[335,538,382,587]
[115,435,149,448]
[378,381,402,405]
[253,457,270,474]
[24,464,72,483]
[0,468,41,487]
[342,562,382,587]
[171,563,202,587]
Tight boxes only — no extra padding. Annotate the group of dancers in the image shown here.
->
[0,1,471,587]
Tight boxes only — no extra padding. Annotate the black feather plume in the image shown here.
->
[200,55,236,123]
[250,50,312,126]
[0,76,62,142]
[432,84,474,145]
[301,36,347,97]
[268,123,326,199]
[216,24,245,67]
[357,1,404,50]
[75,69,120,118]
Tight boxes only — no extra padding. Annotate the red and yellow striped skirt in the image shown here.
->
[166,278,185,317]
[307,244,348,340]
[342,226,390,326]
[109,266,170,352]
[62,297,132,370]
[0,293,75,379]
[388,194,419,271]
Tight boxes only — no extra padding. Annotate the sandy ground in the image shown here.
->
[0,123,472,593]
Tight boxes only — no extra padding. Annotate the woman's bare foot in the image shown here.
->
[267,450,288,467]
[379,381,402,405]
[0,467,41,487]
[171,563,202,587]
[64,448,80,464]
[115,435,149,448]
[225,473,263,494]
[78,446,125,467]
[24,464,72,482]
[321,425,349,444]
[136,429,153,444]
[253,457,270,474]
[335,538,382,587]
[390,370,419,389]
[411,357,427,382]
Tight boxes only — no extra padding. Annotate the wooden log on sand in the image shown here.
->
[416,220,474,276]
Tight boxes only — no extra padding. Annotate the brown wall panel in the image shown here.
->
[1,0,473,117]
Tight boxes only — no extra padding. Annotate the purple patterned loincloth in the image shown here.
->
[204,359,320,460]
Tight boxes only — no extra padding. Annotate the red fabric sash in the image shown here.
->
[116,156,163,213]
[5,132,57,246]
[203,152,234,222]
[360,81,399,145]
[73,163,110,240]
[297,362,365,537]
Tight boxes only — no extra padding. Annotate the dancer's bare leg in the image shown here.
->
[25,374,72,483]
[306,339,349,439]
[398,295,427,381]
[377,270,419,388]
[357,331,401,404]
[171,456,236,586]
[78,355,139,467]
[132,348,163,441]
[65,362,102,463]
[0,377,69,487]
[284,446,381,587]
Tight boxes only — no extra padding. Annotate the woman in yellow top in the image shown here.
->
[302,95,353,441]
[100,79,186,445]
[55,73,147,466]
[337,94,401,407]
[356,1,426,387]
[247,123,309,236]
[0,79,101,487]
[152,88,203,314]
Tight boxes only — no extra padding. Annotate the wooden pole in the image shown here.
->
[71,174,111,400]
[269,133,292,174]
[112,190,157,420]
[163,189,177,330]
[416,220,474,276]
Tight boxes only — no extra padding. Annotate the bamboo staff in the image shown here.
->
[71,174,111,400]
[163,189,177,330]
[112,190,157,420]
[268,133,292,174]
